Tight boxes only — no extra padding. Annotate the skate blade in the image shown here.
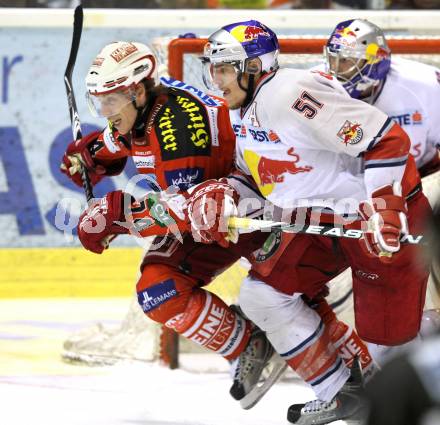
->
[62,350,147,366]
[62,350,118,366]
[239,358,287,410]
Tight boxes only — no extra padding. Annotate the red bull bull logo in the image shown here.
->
[244,148,313,196]
[365,43,389,64]
[230,25,270,43]
[335,27,357,38]
[376,47,389,59]
[337,120,363,146]
[244,25,269,40]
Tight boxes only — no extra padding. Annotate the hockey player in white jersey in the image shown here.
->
[323,19,440,366]
[185,20,433,424]
[62,38,374,414]
[324,18,440,178]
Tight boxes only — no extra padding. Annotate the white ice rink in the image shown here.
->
[0,298,350,425]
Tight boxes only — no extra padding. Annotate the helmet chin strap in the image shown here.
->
[238,72,255,108]
[133,80,151,129]
[133,101,148,129]
[359,78,385,104]
[361,80,385,105]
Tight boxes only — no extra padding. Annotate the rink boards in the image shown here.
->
[0,247,246,301]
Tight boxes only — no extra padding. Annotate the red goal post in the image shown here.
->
[167,37,440,82]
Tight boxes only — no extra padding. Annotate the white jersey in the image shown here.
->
[315,58,440,169]
[374,57,440,169]
[230,68,410,215]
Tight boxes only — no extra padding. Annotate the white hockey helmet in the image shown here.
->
[86,41,157,117]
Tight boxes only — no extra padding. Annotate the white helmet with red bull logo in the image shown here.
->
[85,41,157,117]
[201,20,279,96]
[325,19,391,101]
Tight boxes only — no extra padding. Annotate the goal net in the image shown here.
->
[160,36,440,91]
[62,36,440,370]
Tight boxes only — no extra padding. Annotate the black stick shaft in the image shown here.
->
[64,5,94,203]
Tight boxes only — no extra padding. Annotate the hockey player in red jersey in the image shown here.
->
[60,41,274,392]
[183,20,433,424]
[61,40,375,414]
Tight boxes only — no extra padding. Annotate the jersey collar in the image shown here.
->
[241,70,277,117]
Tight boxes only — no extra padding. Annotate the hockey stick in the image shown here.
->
[228,216,425,245]
[64,4,94,203]
[64,6,114,249]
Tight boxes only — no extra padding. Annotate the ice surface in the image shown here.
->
[0,298,347,425]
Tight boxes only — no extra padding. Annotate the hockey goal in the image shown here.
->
[161,36,440,90]
[62,36,440,370]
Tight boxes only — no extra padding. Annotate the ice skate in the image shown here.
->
[287,357,365,424]
[229,328,286,409]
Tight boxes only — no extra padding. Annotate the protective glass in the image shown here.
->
[86,89,136,118]
[202,61,241,91]
[325,48,366,84]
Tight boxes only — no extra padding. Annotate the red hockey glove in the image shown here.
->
[358,182,409,263]
[60,130,127,187]
[128,191,188,241]
[185,179,239,248]
[78,189,189,254]
[60,131,105,187]
[77,190,130,254]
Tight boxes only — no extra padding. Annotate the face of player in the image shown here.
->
[328,55,367,81]
[106,98,138,136]
[88,85,146,135]
[212,63,254,110]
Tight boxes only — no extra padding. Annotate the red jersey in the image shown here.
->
[90,82,236,191]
